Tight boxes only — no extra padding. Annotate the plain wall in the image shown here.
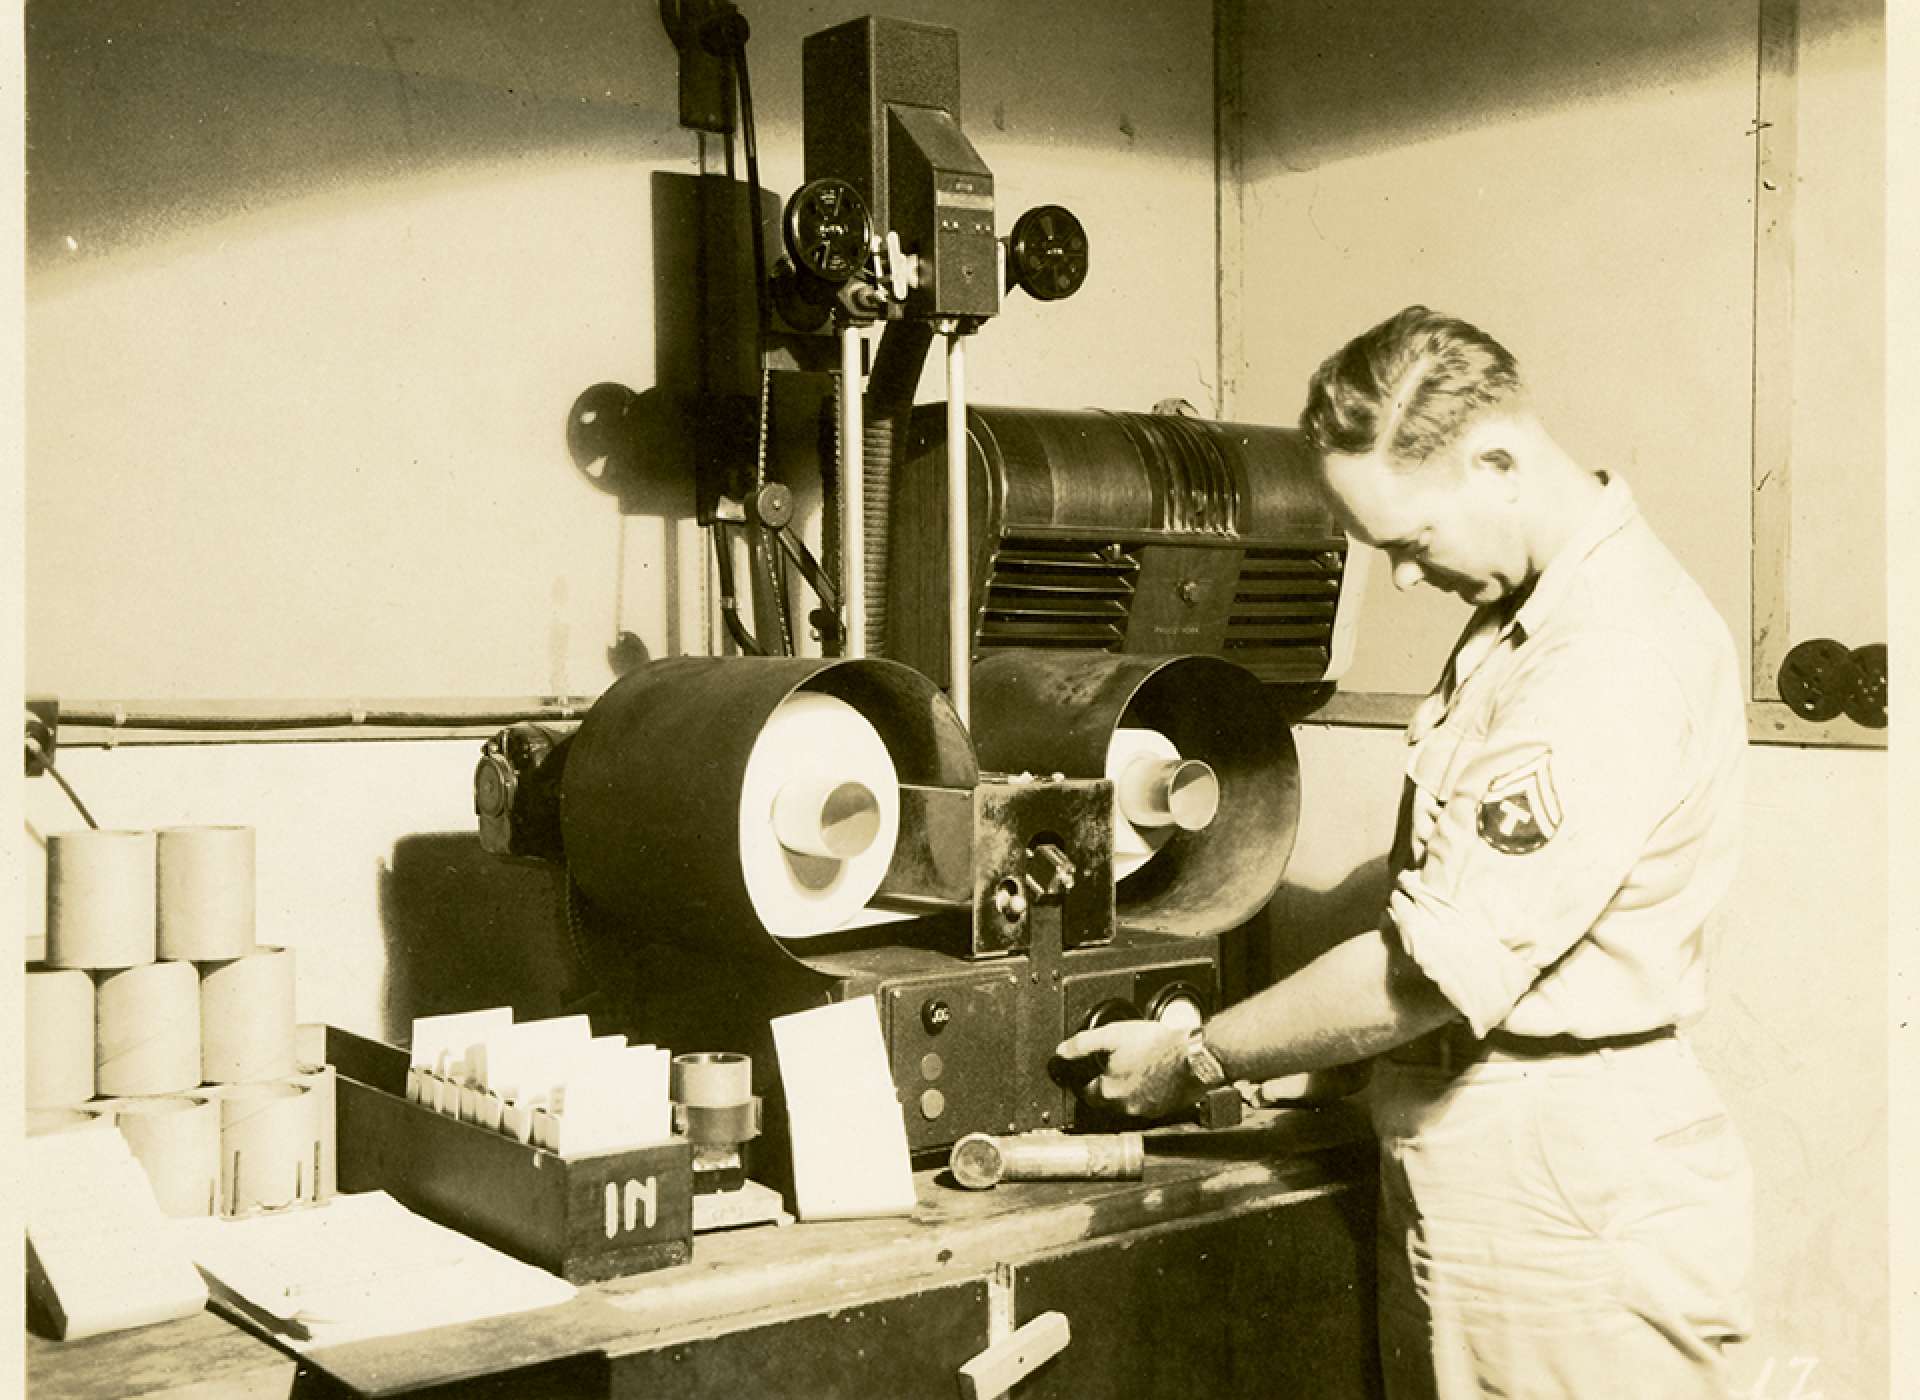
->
[1241,0,1885,697]
[1240,1,1889,1393]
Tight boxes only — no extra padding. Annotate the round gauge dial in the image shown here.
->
[1008,204,1090,301]
[783,178,872,284]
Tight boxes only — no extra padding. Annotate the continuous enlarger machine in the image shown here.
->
[473,10,1363,1170]
[24,11,1387,1398]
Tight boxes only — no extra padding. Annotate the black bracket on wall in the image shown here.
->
[661,0,737,134]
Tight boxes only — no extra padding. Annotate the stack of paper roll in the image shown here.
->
[31,825,326,1218]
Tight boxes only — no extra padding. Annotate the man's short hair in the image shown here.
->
[1298,306,1522,466]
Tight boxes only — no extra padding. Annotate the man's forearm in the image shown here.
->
[1203,928,1460,1079]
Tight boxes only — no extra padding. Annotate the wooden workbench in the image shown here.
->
[28,1104,1381,1399]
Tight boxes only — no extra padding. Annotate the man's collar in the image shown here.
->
[1509,473,1636,639]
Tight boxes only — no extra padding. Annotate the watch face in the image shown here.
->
[1185,1033,1227,1087]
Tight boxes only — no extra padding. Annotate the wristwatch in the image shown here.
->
[1183,1028,1229,1088]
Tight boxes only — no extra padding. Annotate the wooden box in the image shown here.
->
[325,1027,693,1285]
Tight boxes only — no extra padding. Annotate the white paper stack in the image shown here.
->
[25,1123,208,1339]
[178,1190,576,1349]
[407,1008,673,1157]
[537,1043,673,1158]
[771,996,917,1220]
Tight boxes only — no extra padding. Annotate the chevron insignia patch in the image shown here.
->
[1476,752,1563,855]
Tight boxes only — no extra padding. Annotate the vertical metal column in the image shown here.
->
[945,331,971,726]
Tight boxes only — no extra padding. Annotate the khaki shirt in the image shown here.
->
[1386,475,1746,1040]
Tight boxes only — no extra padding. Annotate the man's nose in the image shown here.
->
[1391,557,1426,591]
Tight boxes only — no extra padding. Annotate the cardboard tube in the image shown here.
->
[26,965,95,1108]
[157,826,256,961]
[294,1062,337,1201]
[46,829,157,969]
[95,961,202,1097]
[199,946,296,1084]
[220,1082,314,1215]
[773,776,881,860]
[114,1095,222,1218]
[27,1108,110,1137]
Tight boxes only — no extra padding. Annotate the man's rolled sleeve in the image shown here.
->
[1387,631,1691,1037]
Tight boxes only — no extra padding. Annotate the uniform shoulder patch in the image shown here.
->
[1476,751,1563,855]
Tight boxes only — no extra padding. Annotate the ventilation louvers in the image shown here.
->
[977,536,1138,650]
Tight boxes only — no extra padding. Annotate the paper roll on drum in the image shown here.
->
[1106,729,1214,880]
[199,946,296,1084]
[114,1096,222,1217]
[157,826,255,961]
[95,961,202,1097]
[220,1082,317,1215]
[46,829,157,969]
[739,691,900,938]
[26,966,95,1108]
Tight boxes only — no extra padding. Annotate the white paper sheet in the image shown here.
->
[176,1190,576,1349]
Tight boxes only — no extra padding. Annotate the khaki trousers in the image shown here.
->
[1371,1036,1753,1399]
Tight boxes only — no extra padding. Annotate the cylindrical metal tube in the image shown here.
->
[949,1131,1146,1190]
[839,323,867,658]
[945,332,971,728]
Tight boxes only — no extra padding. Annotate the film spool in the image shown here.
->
[94,960,202,1097]
[219,1081,316,1215]
[157,826,256,962]
[25,965,95,1108]
[46,829,158,970]
[198,946,296,1084]
[113,1095,222,1218]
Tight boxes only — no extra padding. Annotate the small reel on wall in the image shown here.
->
[1778,638,1887,729]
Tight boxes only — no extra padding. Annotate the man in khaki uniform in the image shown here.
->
[1055,307,1753,1397]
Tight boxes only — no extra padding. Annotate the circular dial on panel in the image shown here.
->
[1146,983,1206,1032]
[1008,204,1090,301]
[782,178,872,284]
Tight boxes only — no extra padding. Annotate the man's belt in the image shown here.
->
[1388,1023,1676,1071]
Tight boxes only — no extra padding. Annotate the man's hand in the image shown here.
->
[1052,1021,1194,1119]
